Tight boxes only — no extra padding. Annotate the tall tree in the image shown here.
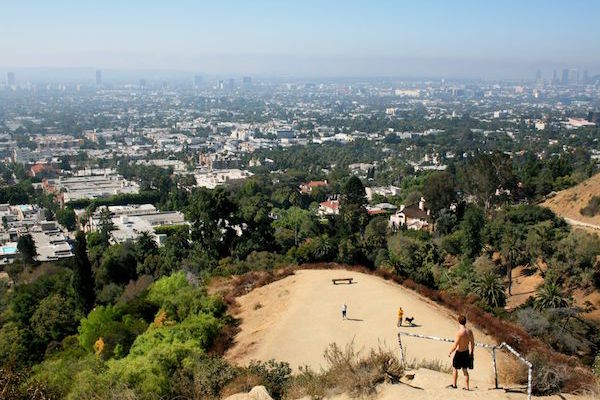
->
[340,176,368,235]
[421,171,456,216]
[460,205,485,259]
[135,231,158,264]
[17,234,37,264]
[186,187,237,258]
[342,176,367,207]
[500,224,526,295]
[71,231,95,312]
[97,207,115,249]
[458,152,515,212]
[56,207,77,231]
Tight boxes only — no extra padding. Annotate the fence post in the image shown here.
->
[492,347,498,389]
[397,333,406,368]
[527,365,532,400]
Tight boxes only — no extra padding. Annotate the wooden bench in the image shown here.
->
[332,278,353,285]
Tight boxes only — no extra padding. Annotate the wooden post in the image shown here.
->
[492,347,498,389]
[527,365,533,400]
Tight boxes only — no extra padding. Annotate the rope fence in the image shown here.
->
[398,331,533,400]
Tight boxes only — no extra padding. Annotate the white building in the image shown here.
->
[43,174,140,205]
[90,204,187,245]
[194,169,253,189]
[365,186,401,201]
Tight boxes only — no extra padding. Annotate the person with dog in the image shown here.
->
[448,315,475,390]
[397,306,404,327]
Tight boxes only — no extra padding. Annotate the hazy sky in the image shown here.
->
[2,0,599,78]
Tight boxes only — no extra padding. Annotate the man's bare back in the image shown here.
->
[455,325,474,352]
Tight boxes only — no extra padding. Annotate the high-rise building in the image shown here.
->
[217,80,224,90]
[193,75,203,87]
[95,70,102,85]
[535,69,542,83]
[569,69,579,84]
[7,72,15,85]
[243,76,252,86]
[583,70,589,84]
[561,69,569,84]
[139,79,146,88]
[227,78,235,90]
[552,69,558,84]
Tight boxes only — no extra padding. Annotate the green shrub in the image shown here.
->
[30,336,103,398]
[171,355,237,400]
[440,229,464,255]
[147,272,225,321]
[78,305,147,359]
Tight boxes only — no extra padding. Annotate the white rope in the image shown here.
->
[398,332,533,400]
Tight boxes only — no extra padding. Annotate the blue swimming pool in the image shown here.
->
[1,246,17,254]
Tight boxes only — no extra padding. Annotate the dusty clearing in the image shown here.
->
[227,269,502,386]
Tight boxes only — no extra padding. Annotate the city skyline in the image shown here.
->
[1,0,600,79]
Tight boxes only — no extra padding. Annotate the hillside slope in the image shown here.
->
[542,173,600,231]
[227,270,497,385]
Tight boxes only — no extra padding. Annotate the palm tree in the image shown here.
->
[472,271,507,308]
[535,281,570,310]
[312,235,333,261]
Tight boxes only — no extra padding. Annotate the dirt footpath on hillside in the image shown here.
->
[226,269,502,386]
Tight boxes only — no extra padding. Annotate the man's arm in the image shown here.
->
[469,330,475,356]
[448,332,459,357]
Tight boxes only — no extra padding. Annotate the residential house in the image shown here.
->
[300,180,328,194]
[318,197,339,216]
[389,197,432,231]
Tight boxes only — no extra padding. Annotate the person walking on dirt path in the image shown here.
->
[448,315,475,390]
[397,306,404,327]
[342,303,347,320]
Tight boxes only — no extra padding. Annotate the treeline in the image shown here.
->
[0,152,599,398]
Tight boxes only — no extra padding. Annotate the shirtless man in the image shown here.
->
[448,315,475,390]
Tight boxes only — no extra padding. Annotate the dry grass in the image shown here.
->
[286,341,404,399]
[405,358,452,374]
[496,352,528,388]
[220,373,263,398]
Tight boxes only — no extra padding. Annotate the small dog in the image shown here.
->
[404,317,415,326]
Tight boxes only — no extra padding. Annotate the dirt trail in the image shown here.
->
[227,269,499,385]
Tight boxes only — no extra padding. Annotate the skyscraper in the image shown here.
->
[569,69,579,84]
[193,75,203,87]
[583,70,589,84]
[561,69,569,84]
[535,69,542,83]
[243,76,252,87]
[552,70,558,84]
[6,72,15,86]
[96,70,102,85]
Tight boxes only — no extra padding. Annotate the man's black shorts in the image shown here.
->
[453,350,473,369]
